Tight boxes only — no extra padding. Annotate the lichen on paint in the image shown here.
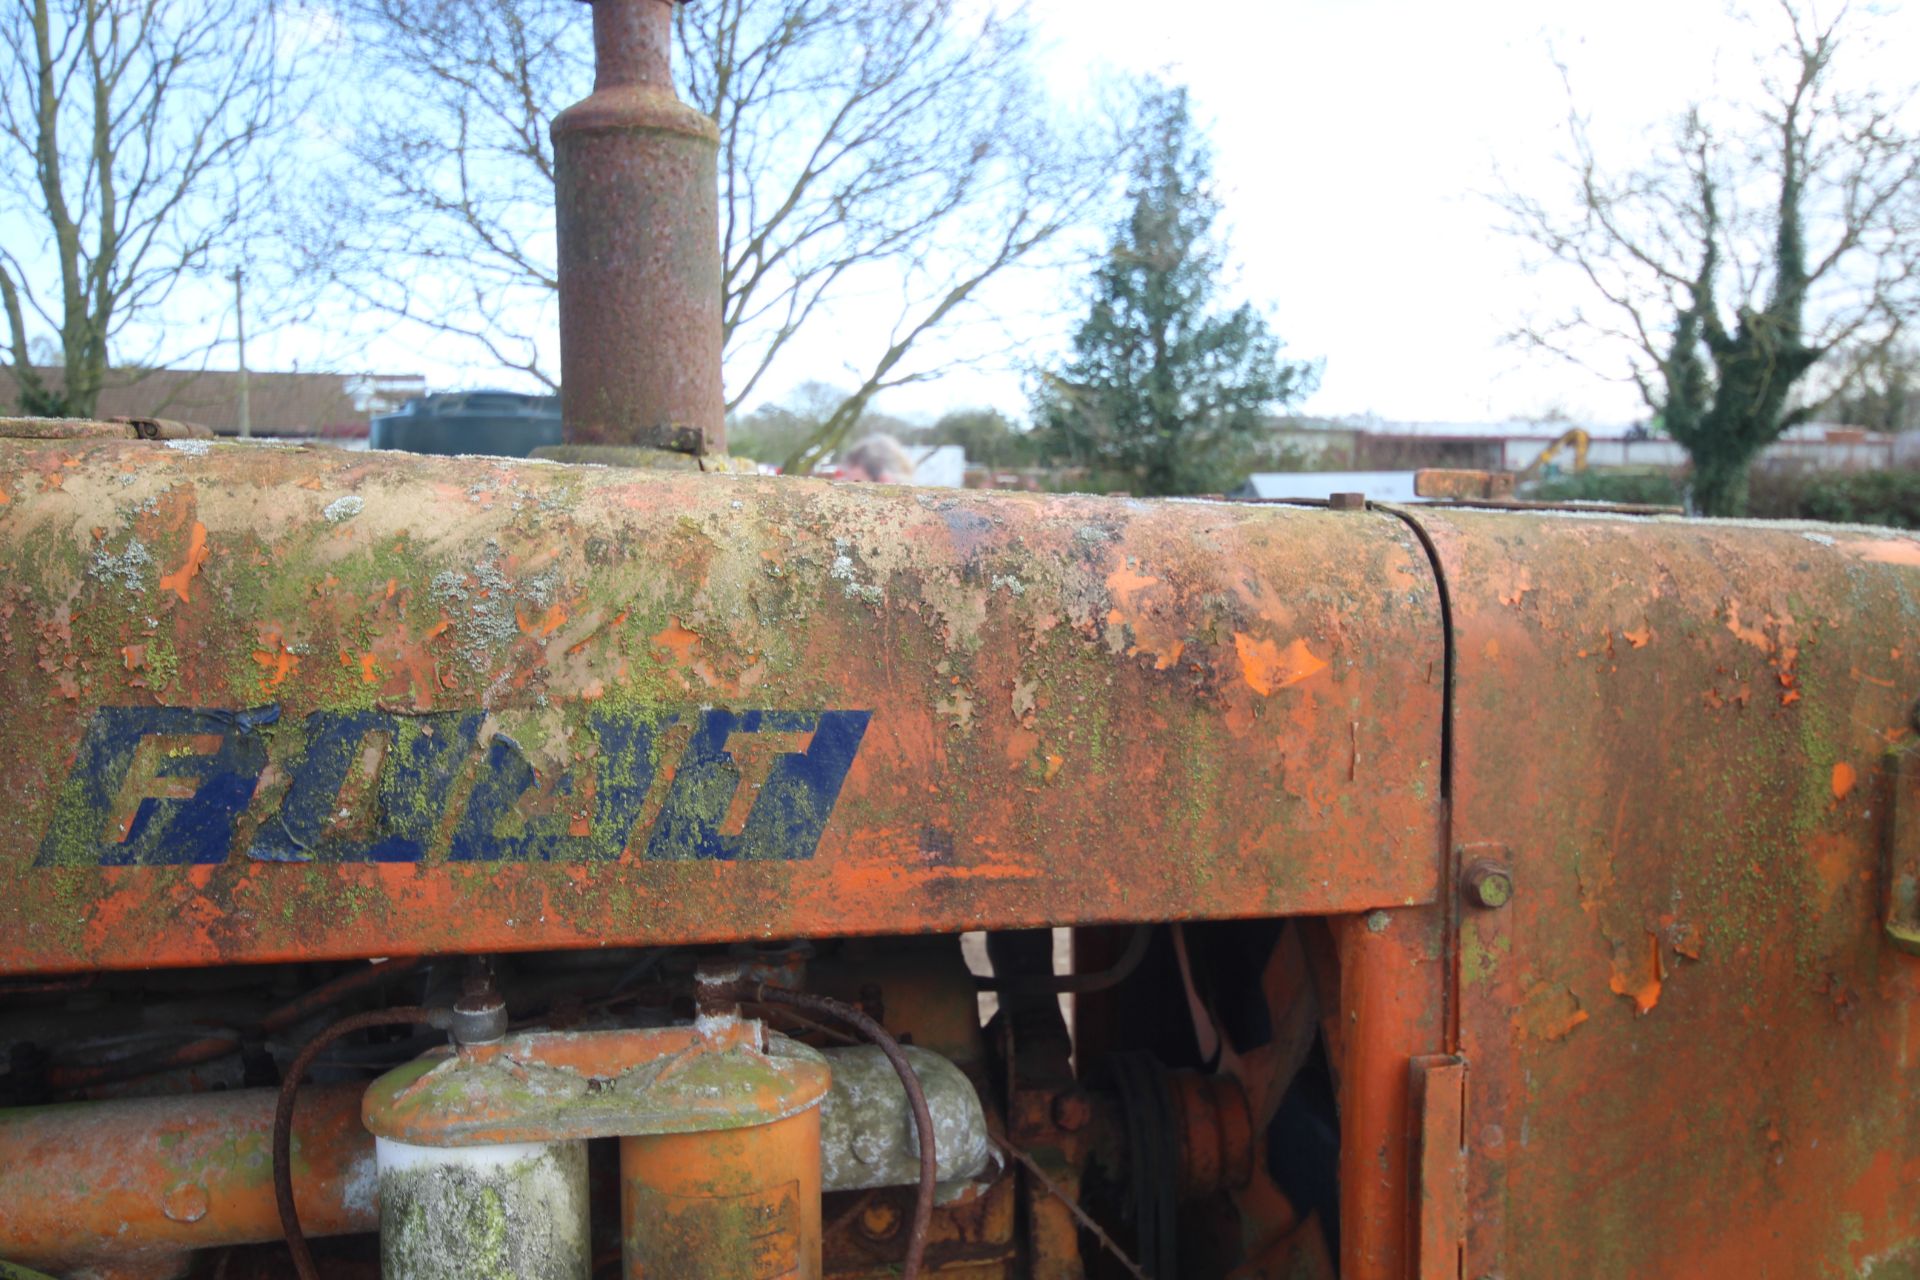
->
[816,1044,991,1193]
[323,495,366,523]
[87,537,153,594]
[378,1139,589,1280]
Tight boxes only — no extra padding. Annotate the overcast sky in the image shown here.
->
[785,0,1920,428]
[223,0,1917,430]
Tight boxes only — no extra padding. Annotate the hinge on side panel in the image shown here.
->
[1411,1054,1468,1280]
[1885,747,1920,954]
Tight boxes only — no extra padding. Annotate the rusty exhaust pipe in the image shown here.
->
[553,0,725,455]
[0,1086,375,1278]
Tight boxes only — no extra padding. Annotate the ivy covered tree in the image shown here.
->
[1502,3,1920,516]
[1032,87,1316,496]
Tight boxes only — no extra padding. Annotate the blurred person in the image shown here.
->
[838,434,916,483]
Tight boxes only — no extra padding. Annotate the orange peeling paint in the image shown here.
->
[1496,569,1533,607]
[360,653,380,684]
[1519,982,1590,1042]
[516,602,570,639]
[252,643,298,689]
[1609,931,1666,1015]
[1849,538,1920,567]
[1235,634,1329,696]
[1724,600,1772,651]
[1623,625,1650,649]
[1832,761,1858,802]
[157,522,209,602]
[652,618,701,665]
[1105,563,1158,605]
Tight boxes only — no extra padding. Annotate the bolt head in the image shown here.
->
[858,1201,902,1240]
[1464,861,1514,909]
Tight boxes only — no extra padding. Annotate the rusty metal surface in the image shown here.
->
[553,0,725,454]
[1412,508,1920,1278]
[1884,744,1920,953]
[109,415,215,441]
[0,416,138,440]
[622,1107,824,1280]
[363,1023,830,1146]
[0,1084,375,1273]
[1410,1055,1466,1280]
[1412,469,1515,502]
[0,439,1443,973]
[1163,1069,1252,1198]
[1325,907,1446,1280]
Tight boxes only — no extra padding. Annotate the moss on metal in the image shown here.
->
[0,437,1445,971]
[379,1141,589,1280]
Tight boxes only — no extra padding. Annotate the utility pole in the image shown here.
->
[232,268,251,439]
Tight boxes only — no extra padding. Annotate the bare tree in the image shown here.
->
[0,0,303,418]
[1500,2,1920,514]
[321,0,1124,470]
[1822,339,1920,432]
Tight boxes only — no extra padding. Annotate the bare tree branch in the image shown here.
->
[320,0,1126,444]
[1495,1,1920,513]
[0,0,309,416]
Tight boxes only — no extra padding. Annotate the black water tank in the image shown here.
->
[369,391,562,458]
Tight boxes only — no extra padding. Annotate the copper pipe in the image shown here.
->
[274,1007,437,1280]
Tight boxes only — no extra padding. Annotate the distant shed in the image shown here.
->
[1236,471,1422,503]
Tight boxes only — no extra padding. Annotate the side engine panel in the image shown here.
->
[1425,509,1920,1277]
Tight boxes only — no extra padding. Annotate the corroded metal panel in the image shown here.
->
[0,439,1443,972]
[1419,509,1920,1278]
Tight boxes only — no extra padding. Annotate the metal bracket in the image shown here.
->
[1885,747,1920,953]
[1411,1054,1468,1280]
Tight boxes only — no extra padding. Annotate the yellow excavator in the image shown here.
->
[1518,426,1591,479]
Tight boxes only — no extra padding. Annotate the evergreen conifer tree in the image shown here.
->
[1034,87,1316,496]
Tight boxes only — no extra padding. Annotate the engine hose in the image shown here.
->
[54,956,428,1092]
[974,924,1153,995]
[750,984,937,1280]
[273,1006,439,1280]
[1109,1051,1179,1278]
